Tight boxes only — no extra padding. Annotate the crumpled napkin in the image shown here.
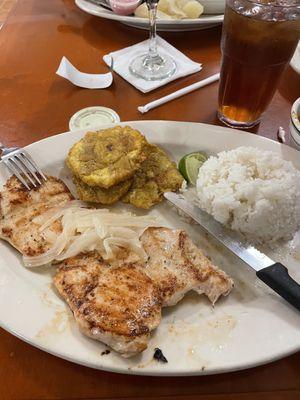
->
[56,57,113,89]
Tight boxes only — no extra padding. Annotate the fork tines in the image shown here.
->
[3,150,47,190]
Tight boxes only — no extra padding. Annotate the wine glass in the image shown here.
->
[129,0,176,81]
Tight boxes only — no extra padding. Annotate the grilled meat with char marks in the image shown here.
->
[53,228,233,357]
[0,176,73,256]
[54,252,162,357]
[141,227,233,306]
[0,176,233,357]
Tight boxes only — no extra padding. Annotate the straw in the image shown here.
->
[138,72,220,114]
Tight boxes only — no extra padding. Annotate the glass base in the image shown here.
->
[129,53,176,81]
[217,110,261,129]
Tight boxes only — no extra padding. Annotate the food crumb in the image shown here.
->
[101,349,111,356]
[153,348,168,363]
[277,126,286,143]
[179,180,188,193]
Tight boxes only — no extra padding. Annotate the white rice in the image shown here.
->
[196,146,300,245]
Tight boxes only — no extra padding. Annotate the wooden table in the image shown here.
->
[0,1,299,399]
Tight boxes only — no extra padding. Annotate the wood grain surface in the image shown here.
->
[0,1,299,399]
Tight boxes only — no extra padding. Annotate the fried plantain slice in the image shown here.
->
[122,144,183,209]
[73,177,132,205]
[67,126,148,189]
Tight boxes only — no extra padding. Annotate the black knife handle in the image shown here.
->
[256,263,300,311]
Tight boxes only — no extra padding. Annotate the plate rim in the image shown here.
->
[22,119,299,158]
[290,41,300,75]
[1,314,299,377]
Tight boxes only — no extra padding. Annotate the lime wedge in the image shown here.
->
[178,151,208,185]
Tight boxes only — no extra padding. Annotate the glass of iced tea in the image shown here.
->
[218,0,300,129]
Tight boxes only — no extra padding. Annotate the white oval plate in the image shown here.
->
[75,0,223,31]
[0,121,300,376]
[290,41,300,75]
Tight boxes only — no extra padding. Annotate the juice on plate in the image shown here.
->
[218,0,300,128]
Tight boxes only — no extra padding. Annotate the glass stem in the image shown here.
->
[147,2,158,59]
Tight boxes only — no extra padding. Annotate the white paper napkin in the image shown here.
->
[103,37,202,93]
[56,57,113,89]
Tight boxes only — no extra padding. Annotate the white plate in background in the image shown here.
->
[75,0,223,31]
[200,0,225,14]
[290,41,300,74]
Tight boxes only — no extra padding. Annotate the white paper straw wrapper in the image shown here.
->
[138,73,220,114]
[277,126,286,143]
[56,57,113,89]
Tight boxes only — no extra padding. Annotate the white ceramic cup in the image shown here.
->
[290,97,300,150]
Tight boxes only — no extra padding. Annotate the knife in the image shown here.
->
[164,192,300,311]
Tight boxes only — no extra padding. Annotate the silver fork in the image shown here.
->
[0,144,47,190]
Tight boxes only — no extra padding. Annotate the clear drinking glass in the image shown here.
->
[218,0,300,129]
[129,0,176,81]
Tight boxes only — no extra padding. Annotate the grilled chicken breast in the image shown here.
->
[0,176,73,256]
[141,227,233,306]
[54,252,162,356]
[53,228,233,357]
[0,176,233,357]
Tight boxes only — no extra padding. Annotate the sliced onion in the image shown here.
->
[56,230,99,260]
[23,240,62,267]
[24,202,161,267]
[38,200,88,232]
